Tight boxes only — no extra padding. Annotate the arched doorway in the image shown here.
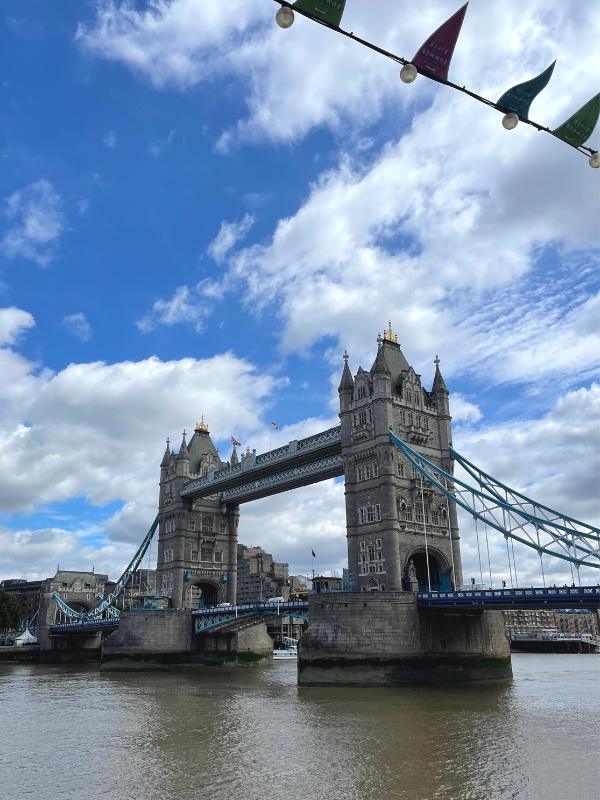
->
[407,550,451,592]
[184,580,223,609]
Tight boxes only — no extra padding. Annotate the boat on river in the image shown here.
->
[273,636,298,660]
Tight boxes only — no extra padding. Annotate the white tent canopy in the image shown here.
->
[14,629,38,647]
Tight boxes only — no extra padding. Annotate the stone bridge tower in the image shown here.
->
[156,419,239,609]
[339,324,462,593]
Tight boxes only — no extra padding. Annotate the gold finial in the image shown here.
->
[383,320,398,344]
[195,415,208,433]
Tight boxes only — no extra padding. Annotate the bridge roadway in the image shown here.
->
[180,426,342,503]
[47,587,600,636]
[417,585,600,610]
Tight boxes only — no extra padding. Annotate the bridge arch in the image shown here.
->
[183,578,224,610]
[405,547,452,592]
[52,599,93,624]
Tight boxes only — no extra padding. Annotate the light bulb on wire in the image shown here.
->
[589,152,600,168]
[400,63,418,84]
[502,112,519,130]
[276,6,295,28]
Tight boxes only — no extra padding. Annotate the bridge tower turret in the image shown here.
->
[340,324,462,593]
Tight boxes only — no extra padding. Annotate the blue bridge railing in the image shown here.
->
[192,600,309,633]
[418,586,600,610]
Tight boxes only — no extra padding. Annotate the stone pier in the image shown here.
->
[100,610,273,670]
[298,593,511,686]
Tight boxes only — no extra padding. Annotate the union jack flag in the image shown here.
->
[231,436,241,447]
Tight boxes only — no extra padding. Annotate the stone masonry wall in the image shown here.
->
[299,592,511,685]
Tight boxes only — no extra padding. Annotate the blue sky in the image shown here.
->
[0,0,598,586]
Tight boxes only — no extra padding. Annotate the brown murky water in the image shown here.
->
[0,654,598,800]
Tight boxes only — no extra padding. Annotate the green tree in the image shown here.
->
[0,587,21,630]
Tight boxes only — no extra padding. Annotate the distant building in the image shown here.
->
[554,609,599,637]
[236,544,289,604]
[1,579,43,625]
[504,608,599,638]
[504,609,556,635]
[312,575,343,593]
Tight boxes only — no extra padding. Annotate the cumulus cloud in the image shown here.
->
[207,213,254,264]
[62,312,92,341]
[0,524,137,582]
[0,316,281,516]
[1,179,65,266]
[0,306,34,346]
[76,0,268,90]
[136,284,212,332]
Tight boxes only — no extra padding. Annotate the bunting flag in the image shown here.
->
[553,93,600,147]
[412,3,468,81]
[497,61,556,121]
[274,0,598,164]
[294,0,346,27]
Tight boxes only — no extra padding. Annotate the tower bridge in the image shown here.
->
[43,323,600,683]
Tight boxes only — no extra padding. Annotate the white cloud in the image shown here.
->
[207,213,254,264]
[1,179,65,266]
[0,306,34,346]
[76,0,267,90]
[137,284,212,332]
[451,394,482,425]
[0,524,137,582]
[102,129,117,148]
[0,313,281,515]
[63,312,92,341]
[148,128,175,158]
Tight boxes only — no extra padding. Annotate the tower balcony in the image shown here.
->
[406,425,431,445]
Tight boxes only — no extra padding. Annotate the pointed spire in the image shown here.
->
[230,445,239,466]
[161,437,171,467]
[177,429,189,459]
[338,349,354,392]
[371,336,391,376]
[432,355,448,394]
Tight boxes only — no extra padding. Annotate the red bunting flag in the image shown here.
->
[412,3,469,82]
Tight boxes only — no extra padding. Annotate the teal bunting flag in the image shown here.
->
[294,0,346,27]
[497,61,556,120]
[553,93,600,147]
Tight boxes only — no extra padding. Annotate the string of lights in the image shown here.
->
[272,1,600,167]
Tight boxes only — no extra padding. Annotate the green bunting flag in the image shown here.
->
[293,0,346,27]
[497,61,556,121]
[553,93,600,147]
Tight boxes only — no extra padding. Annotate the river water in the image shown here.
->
[0,654,598,800]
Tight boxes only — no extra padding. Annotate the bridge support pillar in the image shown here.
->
[225,504,239,605]
[298,593,511,686]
